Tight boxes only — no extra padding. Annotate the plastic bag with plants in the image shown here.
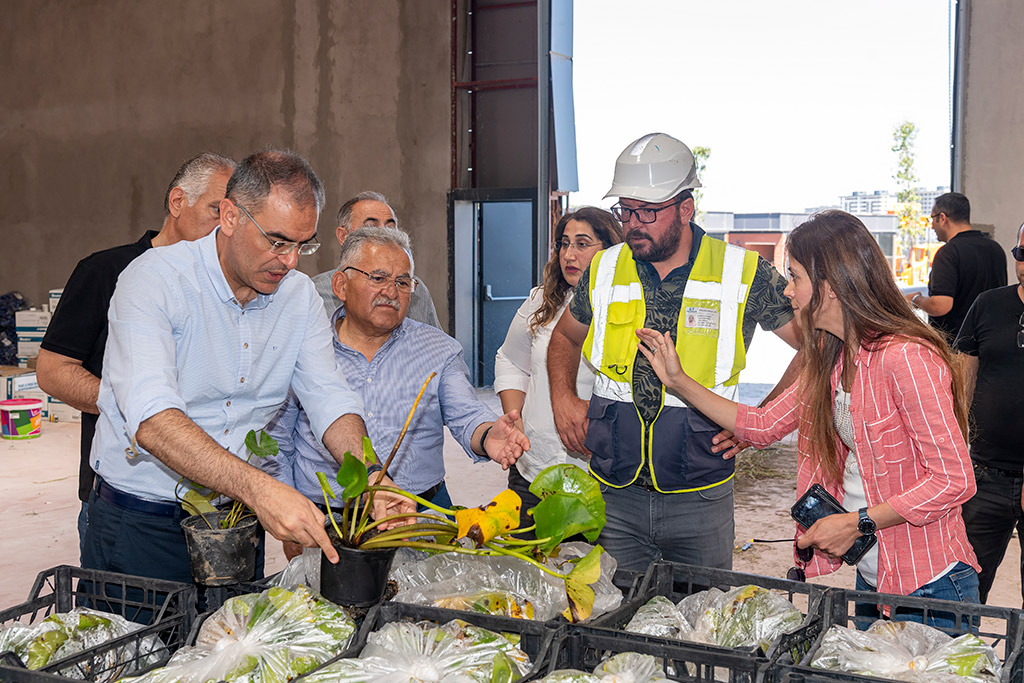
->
[302,619,531,683]
[538,652,669,683]
[625,585,804,652]
[117,585,356,683]
[0,607,163,682]
[810,619,1001,683]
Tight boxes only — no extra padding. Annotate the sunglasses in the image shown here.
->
[1012,246,1024,263]
[752,538,814,582]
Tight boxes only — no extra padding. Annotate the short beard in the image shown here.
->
[628,211,685,262]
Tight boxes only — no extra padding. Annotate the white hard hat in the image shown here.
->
[604,132,702,203]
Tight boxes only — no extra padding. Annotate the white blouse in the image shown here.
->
[493,286,596,481]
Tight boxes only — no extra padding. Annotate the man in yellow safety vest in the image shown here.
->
[548,133,803,571]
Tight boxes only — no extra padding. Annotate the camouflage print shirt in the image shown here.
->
[569,224,794,485]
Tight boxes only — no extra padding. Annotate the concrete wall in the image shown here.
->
[0,0,452,327]
[960,0,1024,273]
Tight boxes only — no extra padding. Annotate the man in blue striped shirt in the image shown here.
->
[84,150,414,584]
[268,226,530,558]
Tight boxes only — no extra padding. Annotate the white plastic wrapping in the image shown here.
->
[811,619,1001,683]
[303,619,531,683]
[625,585,803,652]
[0,606,161,681]
[390,542,622,621]
[538,652,668,683]
[117,584,355,683]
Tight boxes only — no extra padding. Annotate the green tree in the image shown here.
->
[891,121,927,256]
[692,146,711,224]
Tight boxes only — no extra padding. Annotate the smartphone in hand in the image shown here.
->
[791,484,876,565]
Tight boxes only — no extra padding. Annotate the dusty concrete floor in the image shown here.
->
[2,380,1019,612]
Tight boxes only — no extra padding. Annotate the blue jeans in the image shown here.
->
[597,479,734,572]
[854,561,979,632]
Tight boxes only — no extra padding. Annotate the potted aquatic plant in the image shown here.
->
[316,374,608,620]
[178,429,279,586]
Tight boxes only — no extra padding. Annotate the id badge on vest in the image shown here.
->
[682,298,720,338]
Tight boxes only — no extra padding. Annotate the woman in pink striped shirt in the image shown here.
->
[637,210,979,625]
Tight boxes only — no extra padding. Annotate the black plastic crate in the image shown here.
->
[772,588,1024,683]
[538,625,774,682]
[0,566,196,683]
[592,561,830,666]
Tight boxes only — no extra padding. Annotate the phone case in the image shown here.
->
[790,483,878,566]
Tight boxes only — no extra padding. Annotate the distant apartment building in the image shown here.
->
[839,186,949,216]
[704,211,899,272]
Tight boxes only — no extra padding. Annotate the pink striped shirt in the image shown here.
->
[736,336,979,596]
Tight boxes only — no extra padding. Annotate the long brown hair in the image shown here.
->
[529,207,623,333]
[787,210,969,485]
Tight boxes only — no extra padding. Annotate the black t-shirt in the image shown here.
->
[928,230,1007,339]
[954,284,1024,470]
[41,231,159,501]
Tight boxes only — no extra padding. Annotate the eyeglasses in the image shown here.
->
[610,200,682,224]
[558,238,600,252]
[343,266,417,293]
[1011,246,1024,262]
[1018,312,1024,350]
[236,203,321,256]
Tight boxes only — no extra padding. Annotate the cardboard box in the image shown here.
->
[48,397,81,423]
[15,310,50,332]
[17,339,42,357]
[3,369,38,400]
[49,288,63,312]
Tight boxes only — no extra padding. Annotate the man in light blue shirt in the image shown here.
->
[84,149,413,584]
[269,226,529,558]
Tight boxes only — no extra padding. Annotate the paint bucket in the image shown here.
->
[0,398,44,439]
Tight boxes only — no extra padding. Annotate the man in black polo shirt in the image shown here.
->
[906,192,1006,338]
[37,152,235,558]
[955,223,1024,605]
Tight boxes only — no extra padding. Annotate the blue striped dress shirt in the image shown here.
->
[91,230,365,502]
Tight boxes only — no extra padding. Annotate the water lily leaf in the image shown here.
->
[562,544,604,623]
[361,435,378,466]
[529,464,605,552]
[455,489,522,547]
[335,452,368,501]
[316,472,336,500]
[245,429,279,459]
[181,488,218,516]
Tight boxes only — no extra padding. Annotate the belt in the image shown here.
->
[976,463,1024,478]
[95,477,180,517]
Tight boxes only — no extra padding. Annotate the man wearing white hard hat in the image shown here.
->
[547,133,802,571]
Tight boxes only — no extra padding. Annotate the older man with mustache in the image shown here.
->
[267,225,530,558]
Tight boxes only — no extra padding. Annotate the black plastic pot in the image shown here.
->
[181,512,259,586]
[320,543,397,607]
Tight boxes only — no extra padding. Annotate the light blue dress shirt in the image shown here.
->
[267,305,493,501]
[91,230,365,502]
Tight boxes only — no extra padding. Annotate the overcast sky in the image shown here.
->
[571,0,954,214]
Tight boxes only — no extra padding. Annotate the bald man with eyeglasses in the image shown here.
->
[954,222,1024,605]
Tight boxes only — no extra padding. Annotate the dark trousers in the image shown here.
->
[961,463,1024,606]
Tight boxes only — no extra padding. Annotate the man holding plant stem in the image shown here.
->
[83,149,415,585]
[268,225,530,559]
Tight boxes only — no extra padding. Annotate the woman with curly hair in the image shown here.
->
[636,210,979,626]
[494,207,623,531]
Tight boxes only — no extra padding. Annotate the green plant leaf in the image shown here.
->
[316,472,336,500]
[529,464,605,552]
[245,429,279,459]
[361,436,378,466]
[182,488,218,516]
[335,452,368,501]
[562,544,603,623]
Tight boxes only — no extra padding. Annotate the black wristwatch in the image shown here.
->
[857,507,876,536]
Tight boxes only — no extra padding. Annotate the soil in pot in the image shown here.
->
[320,524,397,607]
[181,511,259,586]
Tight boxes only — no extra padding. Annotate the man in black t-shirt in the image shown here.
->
[907,192,1006,339]
[37,152,235,558]
[954,222,1024,605]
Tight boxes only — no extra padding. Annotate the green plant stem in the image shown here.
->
[506,524,537,534]
[482,541,566,579]
[358,529,457,548]
[360,523,453,544]
[322,488,344,542]
[361,511,455,535]
[367,486,452,516]
[360,541,498,556]
[488,536,550,548]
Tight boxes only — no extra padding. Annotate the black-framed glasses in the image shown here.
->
[1018,312,1024,350]
[558,238,599,252]
[236,203,321,256]
[1011,246,1024,263]
[343,266,417,293]
[610,200,682,224]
